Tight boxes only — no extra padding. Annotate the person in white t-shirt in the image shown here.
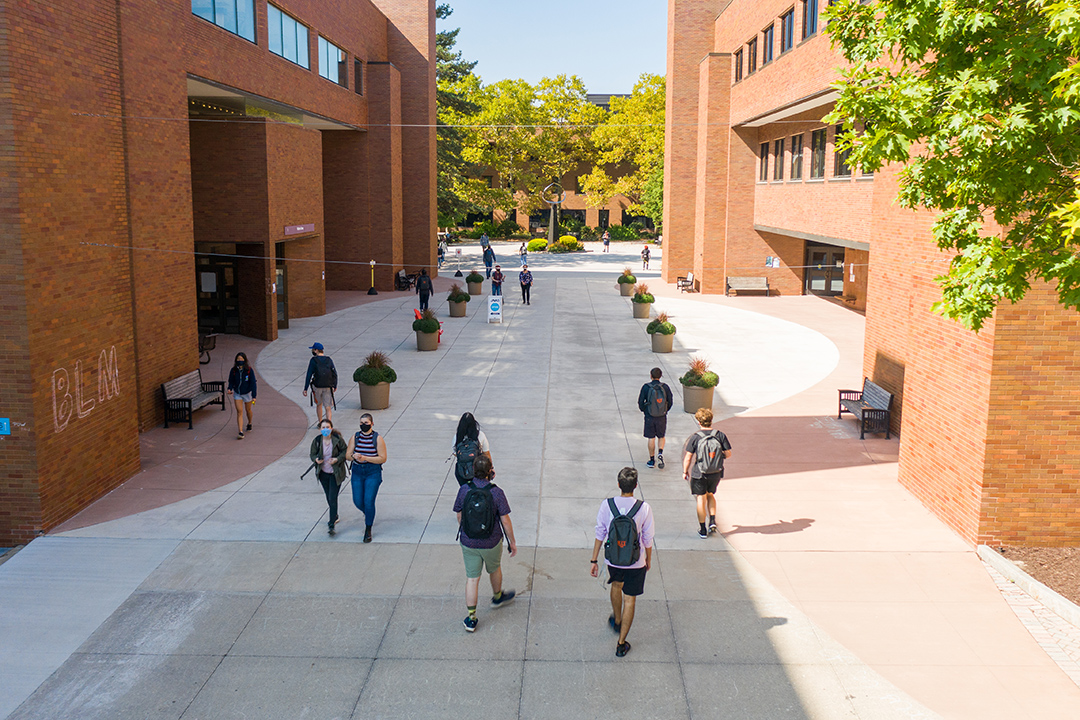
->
[452,412,493,486]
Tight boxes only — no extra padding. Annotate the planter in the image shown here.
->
[651,332,674,353]
[359,381,391,410]
[449,300,467,317]
[619,283,634,296]
[416,330,438,351]
[632,302,651,319]
[682,384,715,414]
[467,281,483,296]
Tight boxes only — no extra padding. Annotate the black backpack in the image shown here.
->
[460,481,498,540]
[694,430,726,475]
[604,498,643,566]
[454,436,481,484]
[312,356,336,388]
[646,382,668,417]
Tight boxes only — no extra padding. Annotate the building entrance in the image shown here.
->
[275,242,289,330]
[804,243,845,297]
[196,253,240,333]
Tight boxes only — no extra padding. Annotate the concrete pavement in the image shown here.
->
[3,242,1080,718]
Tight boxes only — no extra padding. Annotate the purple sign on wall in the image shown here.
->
[284,223,316,236]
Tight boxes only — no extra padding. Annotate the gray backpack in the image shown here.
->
[604,498,643,566]
[694,430,726,475]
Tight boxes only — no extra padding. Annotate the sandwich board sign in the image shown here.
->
[488,295,502,323]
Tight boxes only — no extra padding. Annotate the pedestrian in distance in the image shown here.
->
[483,244,496,279]
[452,412,492,486]
[480,232,490,249]
[416,267,434,310]
[519,242,527,267]
[303,342,338,425]
[310,418,349,535]
[682,408,732,538]
[438,239,447,268]
[226,351,257,439]
[491,265,504,296]
[602,230,610,252]
[638,367,673,468]
[455,455,517,632]
[519,264,533,305]
[641,243,651,270]
[346,413,387,543]
[590,467,654,657]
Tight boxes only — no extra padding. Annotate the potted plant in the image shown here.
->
[617,267,637,296]
[631,283,654,319]
[353,350,397,410]
[679,355,719,414]
[412,308,440,351]
[466,270,484,296]
[447,283,471,317]
[646,311,676,353]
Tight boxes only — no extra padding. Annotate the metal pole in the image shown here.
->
[368,259,378,295]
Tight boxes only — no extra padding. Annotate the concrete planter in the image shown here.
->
[632,302,651,319]
[681,384,715,414]
[449,301,467,317]
[416,331,438,351]
[619,283,634,296]
[467,281,483,296]
[359,381,391,410]
[651,332,674,353]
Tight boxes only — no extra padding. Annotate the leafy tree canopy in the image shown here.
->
[436,4,480,226]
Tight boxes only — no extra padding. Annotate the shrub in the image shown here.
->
[646,311,676,335]
[680,355,719,388]
[527,239,547,252]
[608,224,639,242]
[353,350,398,385]
[617,267,637,284]
[465,270,484,283]
[632,283,654,304]
[549,236,583,253]
[495,218,520,238]
[412,308,440,333]
[578,225,599,241]
[447,283,471,303]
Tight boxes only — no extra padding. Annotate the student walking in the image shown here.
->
[682,408,732,538]
[641,244,651,270]
[438,239,447,268]
[347,413,387,543]
[454,455,517,632]
[638,367,673,468]
[490,265,504,296]
[310,419,348,535]
[416,268,434,310]
[602,230,610,252]
[483,244,496,278]
[303,342,337,424]
[452,412,492,486]
[590,467,654,657]
[226,352,257,439]
[519,265,533,305]
[519,242,527,267]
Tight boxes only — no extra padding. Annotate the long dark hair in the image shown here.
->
[455,412,479,445]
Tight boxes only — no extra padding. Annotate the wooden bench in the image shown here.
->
[838,378,893,439]
[162,369,225,429]
[726,276,770,296]
[676,272,697,292]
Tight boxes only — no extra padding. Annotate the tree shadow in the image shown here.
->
[723,518,815,537]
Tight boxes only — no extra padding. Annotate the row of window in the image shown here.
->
[193,0,361,94]
[758,125,867,182]
[734,0,819,82]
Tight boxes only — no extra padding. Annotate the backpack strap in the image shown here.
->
[607,497,621,518]
[626,500,643,520]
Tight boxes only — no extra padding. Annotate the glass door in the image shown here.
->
[195,254,239,333]
[275,266,289,330]
[804,244,845,296]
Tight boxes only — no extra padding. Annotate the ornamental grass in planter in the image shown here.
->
[646,311,676,353]
[617,267,637,296]
[353,350,398,410]
[632,283,654,319]
[447,283,471,317]
[465,270,484,296]
[412,308,440,351]
[679,355,719,414]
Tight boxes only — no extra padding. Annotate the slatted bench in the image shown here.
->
[676,272,697,292]
[838,378,893,439]
[726,276,770,296]
[162,369,225,429]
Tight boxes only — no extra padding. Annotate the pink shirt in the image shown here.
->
[595,496,655,569]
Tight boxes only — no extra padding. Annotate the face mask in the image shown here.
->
[359,423,372,433]
[235,361,244,368]
[321,428,331,437]
[312,350,318,356]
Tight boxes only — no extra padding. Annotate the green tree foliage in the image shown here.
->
[826,0,1080,330]
[580,74,665,226]
[436,4,479,227]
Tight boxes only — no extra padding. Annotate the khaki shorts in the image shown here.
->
[461,544,502,578]
[312,386,334,407]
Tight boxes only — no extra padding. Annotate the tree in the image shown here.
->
[826,0,1080,331]
[435,4,479,227]
[580,74,665,226]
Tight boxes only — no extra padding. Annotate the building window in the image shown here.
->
[803,0,819,39]
[781,9,795,53]
[759,142,769,182]
[747,37,758,74]
[762,25,774,65]
[810,128,826,178]
[354,59,363,95]
[318,36,348,88]
[790,133,804,179]
[267,5,308,68]
[734,49,743,82]
[834,124,853,177]
[773,138,785,181]
[192,0,255,42]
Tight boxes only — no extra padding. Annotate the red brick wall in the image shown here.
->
[323,131,373,290]
[367,62,404,289]
[191,120,270,245]
[692,54,732,292]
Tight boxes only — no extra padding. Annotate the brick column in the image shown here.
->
[692,53,732,293]
[366,62,404,290]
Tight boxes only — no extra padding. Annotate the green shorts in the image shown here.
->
[461,544,503,578]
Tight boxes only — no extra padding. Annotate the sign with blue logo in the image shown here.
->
[488,295,502,323]
[0,418,10,436]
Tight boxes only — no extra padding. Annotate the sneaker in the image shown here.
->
[615,641,631,657]
[657,455,665,469]
[328,523,335,536]
[491,589,516,607]
[608,615,621,633]
[698,528,708,539]
[237,431,244,439]
[646,458,656,469]
[246,423,252,431]
[709,521,718,534]
[463,615,478,632]
[363,526,372,544]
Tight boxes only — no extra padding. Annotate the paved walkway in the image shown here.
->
[3,242,1080,718]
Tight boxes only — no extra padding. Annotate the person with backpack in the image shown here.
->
[490,265,504,296]
[309,418,348,535]
[452,412,492,486]
[519,242,527,267]
[637,367,673,468]
[226,351,257,439]
[346,412,387,543]
[415,268,434,310]
[681,408,732,538]
[453,455,517,633]
[641,244,651,270]
[589,467,654,658]
[482,244,496,279]
[302,342,338,425]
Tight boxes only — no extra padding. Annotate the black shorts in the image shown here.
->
[643,414,667,439]
[607,565,647,596]
[690,472,721,496]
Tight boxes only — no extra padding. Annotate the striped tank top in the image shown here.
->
[354,430,378,456]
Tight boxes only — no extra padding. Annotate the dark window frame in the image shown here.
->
[803,0,819,39]
[834,124,853,177]
[773,138,785,181]
[762,24,774,65]
[191,0,256,43]
[780,8,795,53]
[810,128,827,179]
[759,142,770,182]
[318,35,349,88]
[267,4,309,69]
[747,37,758,74]
[790,133,804,179]
[734,49,744,82]
[354,58,363,95]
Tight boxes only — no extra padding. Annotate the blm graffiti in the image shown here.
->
[52,346,121,433]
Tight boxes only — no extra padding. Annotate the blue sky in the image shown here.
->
[440,0,667,94]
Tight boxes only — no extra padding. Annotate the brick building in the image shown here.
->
[0,0,436,544]
[665,0,1080,546]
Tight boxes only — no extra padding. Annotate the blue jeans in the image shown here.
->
[492,284,502,295]
[351,462,383,528]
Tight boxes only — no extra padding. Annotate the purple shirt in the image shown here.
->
[595,496,655,569]
[453,479,511,549]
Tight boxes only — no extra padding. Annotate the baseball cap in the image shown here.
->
[309,342,324,351]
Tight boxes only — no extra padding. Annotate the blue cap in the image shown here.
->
[309,342,324,351]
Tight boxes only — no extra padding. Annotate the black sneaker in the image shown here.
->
[616,641,631,657]
[363,526,372,543]
[608,615,621,633]
[657,455,665,469]
[646,458,656,468]
[698,528,708,539]
[246,423,252,431]
[463,615,478,632]
[709,521,718,534]
[491,589,516,607]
